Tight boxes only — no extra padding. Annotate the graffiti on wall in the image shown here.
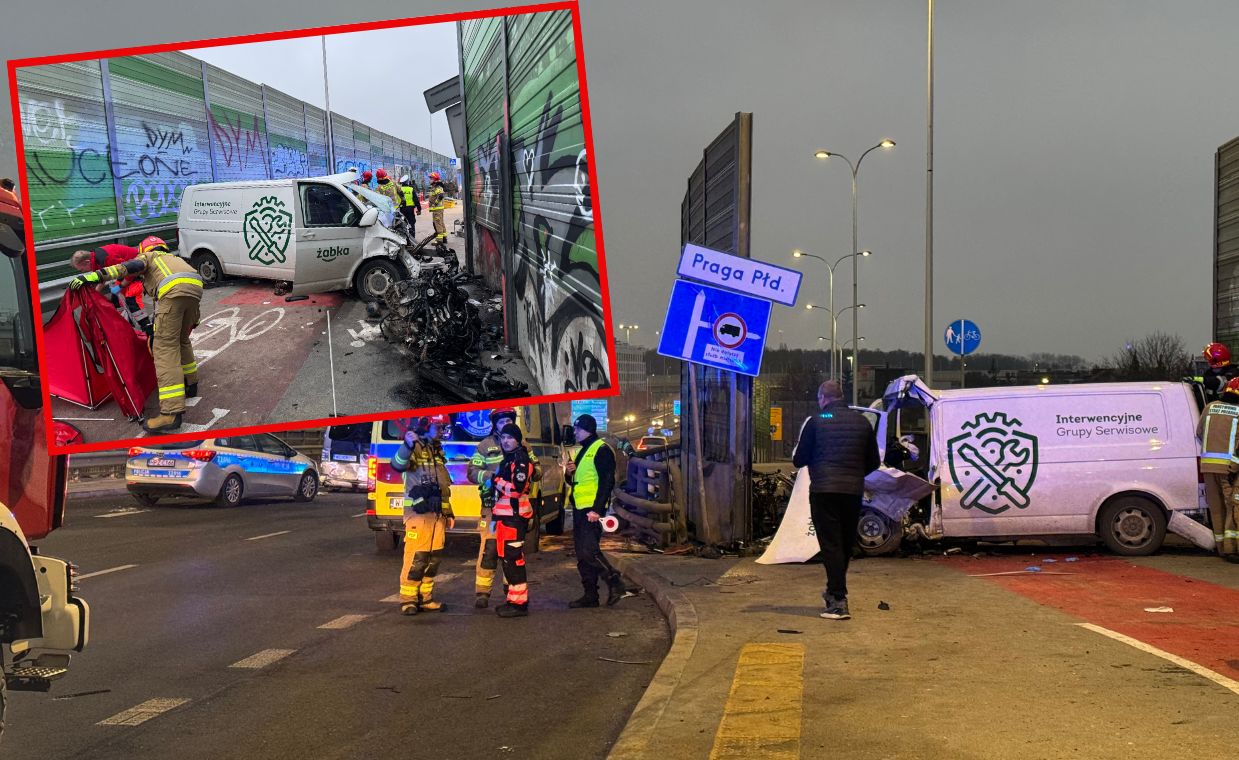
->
[509,89,608,394]
[470,133,504,291]
[271,144,309,178]
[21,96,117,239]
[115,120,208,225]
[209,110,269,177]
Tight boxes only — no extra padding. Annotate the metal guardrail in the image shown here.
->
[35,224,181,314]
[66,450,130,481]
[613,444,686,546]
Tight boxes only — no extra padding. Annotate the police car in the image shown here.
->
[126,433,319,507]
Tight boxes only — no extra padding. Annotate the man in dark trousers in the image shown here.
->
[792,379,880,620]
[565,414,625,608]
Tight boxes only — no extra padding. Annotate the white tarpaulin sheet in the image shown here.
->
[756,466,935,565]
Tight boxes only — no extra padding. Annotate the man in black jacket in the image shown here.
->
[565,414,625,608]
[792,380,881,620]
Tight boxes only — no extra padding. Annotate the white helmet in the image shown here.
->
[399,175,410,184]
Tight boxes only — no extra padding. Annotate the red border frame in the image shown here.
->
[7,0,621,456]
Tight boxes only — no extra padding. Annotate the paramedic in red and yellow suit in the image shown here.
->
[491,423,536,618]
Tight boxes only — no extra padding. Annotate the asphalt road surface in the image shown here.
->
[6,490,668,760]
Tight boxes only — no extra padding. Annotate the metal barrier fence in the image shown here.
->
[612,443,686,546]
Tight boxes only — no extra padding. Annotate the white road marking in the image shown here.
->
[381,594,403,603]
[95,508,150,519]
[229,648,296,669]
[77,564,138,580]
[244,530,291,541]
[1077,623,1239,696]
[98,698,189,726]
[318,614,372,630]
[351,512,368,518]
[185,397,202,408]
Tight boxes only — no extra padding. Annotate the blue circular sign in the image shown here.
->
[460,410,493,437]
[945,319,981,356]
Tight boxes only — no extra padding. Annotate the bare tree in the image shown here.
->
[1108,333,1193,381]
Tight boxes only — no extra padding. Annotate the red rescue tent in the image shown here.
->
[45,288,155,418]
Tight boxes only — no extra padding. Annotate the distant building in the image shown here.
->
[1216,136,1239,349]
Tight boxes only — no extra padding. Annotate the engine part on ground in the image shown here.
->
[417,362,529,403]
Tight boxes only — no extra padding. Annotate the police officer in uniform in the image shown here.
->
[398,174,422,238]
[70,235,202,433]
[565,414,625,608]
[1199,377,1239,562]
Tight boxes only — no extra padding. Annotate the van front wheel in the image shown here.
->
[1098,496,1166,556]
[191,251,224,285]
[856,507,902,557]
[354,259,402,302]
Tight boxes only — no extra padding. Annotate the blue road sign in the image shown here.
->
[673,399,681,416]
[571,399,609,432]
[449,158,458,166]
[658,280,772,377]
[945,319,981,356]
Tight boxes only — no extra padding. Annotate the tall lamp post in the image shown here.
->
[794,248,871,379]
[805,302,865,381]
[617,323,639,344]
[814,139,895,403]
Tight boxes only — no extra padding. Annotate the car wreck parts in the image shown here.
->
[377,250,528,403]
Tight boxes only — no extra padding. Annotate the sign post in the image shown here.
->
[944,318,981,388]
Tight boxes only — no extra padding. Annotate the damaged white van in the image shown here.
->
[861,376,1210,556]
[178,171,416,301]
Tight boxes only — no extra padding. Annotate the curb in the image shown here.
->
[68,480,131,501]
[606,552,699,760]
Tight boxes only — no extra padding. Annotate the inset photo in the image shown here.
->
[6,1,613,454]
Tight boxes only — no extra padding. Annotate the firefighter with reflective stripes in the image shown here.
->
[70,235,202,433]
[467,408,542,608]
[391,416,455,615]
[1200,343,1239,402]
[428,172,447,249]
[566,414,625,608]
[1198,377,1239,562]
[491,424,536,618]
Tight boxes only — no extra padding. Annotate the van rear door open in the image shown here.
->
[290,181,364,296]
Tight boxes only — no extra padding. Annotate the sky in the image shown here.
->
[3,0,1239,363]
[193,25,461,159]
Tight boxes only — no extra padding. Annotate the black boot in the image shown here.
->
[568,595,599,609]
[496,602,528,618]
[185,382,198,399]
[606,579,625,607]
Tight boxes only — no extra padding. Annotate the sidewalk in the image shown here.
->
[603,547,1239,760]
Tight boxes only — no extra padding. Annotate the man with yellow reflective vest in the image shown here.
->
[467,408,541,608]
[428,171,448,250]
[397,174,422,238]
[565,414,624,608]
[391,417,455,615]
[70,235,202,433]
[1198,377,1239,562]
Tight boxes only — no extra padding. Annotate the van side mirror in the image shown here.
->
[359,207,379,227]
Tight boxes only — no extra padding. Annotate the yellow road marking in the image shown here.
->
[709,643,805,760]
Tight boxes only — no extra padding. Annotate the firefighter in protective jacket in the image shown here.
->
[467,409,542,608]
[491,424,536,617]
[391,417,455,614]
[70,235,202,433]
[428,172,447,249]
[1198,377,1239,562]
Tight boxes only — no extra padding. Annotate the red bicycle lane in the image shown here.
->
[941,553,1239,682]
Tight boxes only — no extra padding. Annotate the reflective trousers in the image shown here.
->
[1203,472,1239,557]
[475,508,498,596]
[152,295,200,414]
[433,210,446,242]
[400,512,447,602]
[495,516,528,606]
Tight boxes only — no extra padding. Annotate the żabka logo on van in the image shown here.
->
[947,412,1039,515]
[243,196,293,266]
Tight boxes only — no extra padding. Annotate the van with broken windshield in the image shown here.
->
[858,376,1210,557]
[177,170,417,301]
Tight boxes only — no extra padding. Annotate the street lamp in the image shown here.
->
[617,323,640,344]
[814,139,895,403]
[806,302,865,381]
[793,248,871,379]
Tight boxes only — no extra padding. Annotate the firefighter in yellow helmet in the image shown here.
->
[70,235,202,433]
[428,171,447,250]
[391,416,455,614]
[1199,376,1239,562]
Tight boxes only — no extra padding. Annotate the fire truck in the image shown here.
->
[0,193,90,742]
